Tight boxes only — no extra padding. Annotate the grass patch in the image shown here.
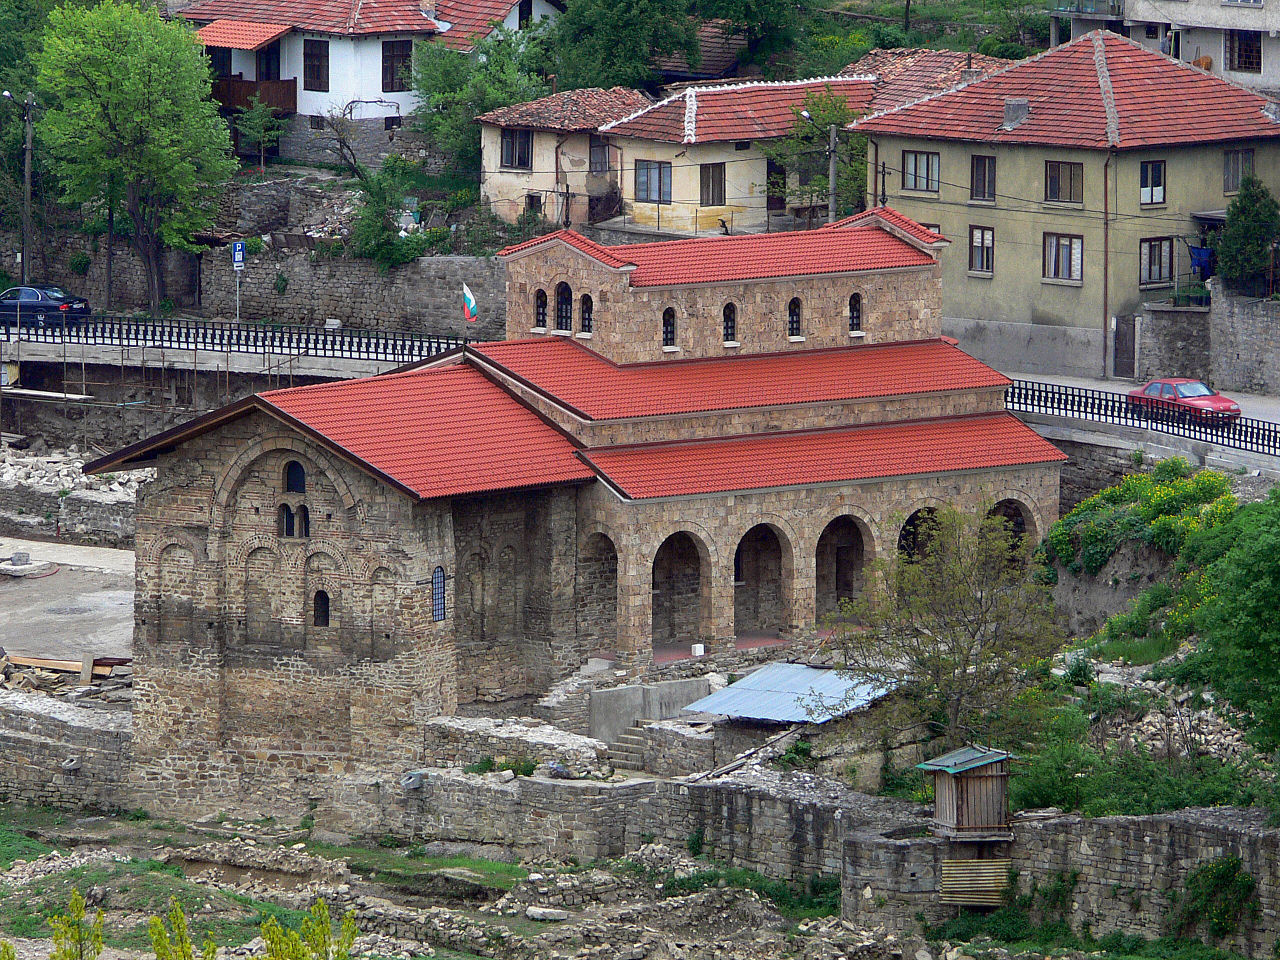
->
[619,859,839,921]
[0,824,53,869]
[303,842,527,891]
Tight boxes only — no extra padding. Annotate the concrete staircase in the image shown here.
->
[608,721,647,772]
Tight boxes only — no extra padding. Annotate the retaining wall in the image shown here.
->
[0,482,137,547]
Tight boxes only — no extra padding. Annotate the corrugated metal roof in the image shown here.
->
[917,745,1010,774]
[682,662,885,723]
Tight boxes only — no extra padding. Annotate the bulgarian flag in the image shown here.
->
[462,283,479,323]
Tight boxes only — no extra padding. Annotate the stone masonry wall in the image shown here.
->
[0,482,136,547]
[0,691,132,810]
[1137,304,1209,383]
[277,116,448,171]
[419,717,609,770]
[199,244,505,338]
[1207,289,1280,395]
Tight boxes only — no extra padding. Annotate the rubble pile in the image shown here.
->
[0,446,150,499]
[0,653,133,704]
[173,839,353,907]
[1,848,132,887]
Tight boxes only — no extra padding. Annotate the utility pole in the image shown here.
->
[827,124,838,224]
[21,92,33,285]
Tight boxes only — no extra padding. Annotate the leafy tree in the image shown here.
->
[1216,174,1280,288]
[693,0,796,69]
[829,506,1064,748]
[34,0,236,311]
[236,94,288,173]
[412,24,549,174]
[759,91,867,225]
[49,889,103,960]
[261,900,358,960]
[551,0,699,91]
[149,898,216,960]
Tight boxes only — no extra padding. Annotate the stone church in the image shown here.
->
[87,207,1065,812]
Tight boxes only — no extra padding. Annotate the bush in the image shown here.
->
[1167,857,1259,941]
[243,235,265,255]
[68,251,92,275]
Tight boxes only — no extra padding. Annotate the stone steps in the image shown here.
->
[607,722,648,771]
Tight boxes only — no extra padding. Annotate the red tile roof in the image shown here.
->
[471,338,1008,420]
[433,0,516,50]
[654,20,750,79]
[600,77,876,144]
[258,365,593,499]
[583,413,1065,499]
[828,206,948,245]
[476,87,653,132]
[195,18,292,49]
[841,48,1013,111]
[497,221,936,285]
[180,0,439,36]
[855,31,1280,149]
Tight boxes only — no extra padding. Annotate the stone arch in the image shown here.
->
[243,546,283,646]
[986,493,1042,544]
[157,543,196,643]
[304,551,343,650]
[732,522,794,638]
[651,530,712,657]
[899,506,940,560]
[815,514,875,621]
[301,540,352,575]
[577,530,619,661]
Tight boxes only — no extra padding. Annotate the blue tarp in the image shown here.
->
[682,662,886,724]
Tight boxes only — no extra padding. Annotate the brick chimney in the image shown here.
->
[1000,97,1030,129]
[960,52,984,83]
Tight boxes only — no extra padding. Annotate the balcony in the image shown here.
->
[212,77,297,114]
[1049,0,1123,14]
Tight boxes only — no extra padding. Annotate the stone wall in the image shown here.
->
[0,691,132,810]
[1136,303,1209,383]
[277,116,448,171]
[419,717,609,770]
[1053,437,1139,513]
[199,243,505,338]
[1207,289,1280,394]
[0,482,137,548]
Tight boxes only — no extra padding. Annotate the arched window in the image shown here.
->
[662,307,676,348]
[849,293,863,333]
[580,294,593,334]
[555,282,572,331]
[283,460,306,493]
[298,504,311,538]
[313,590,330,628]
[534,289,547,328]
[722,303,737,343]
[432,566,447,622]
[277,504,295,538]
[787,297,802,338]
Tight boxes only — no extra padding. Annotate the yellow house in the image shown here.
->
[598,78,877,235]
[853,30,1280,378]
[477,87,652,227]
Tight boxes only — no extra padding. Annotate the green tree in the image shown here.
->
[49,889,103,960]
[34,0,236,311]
[261,900,358,960]
[149,898,216,960]
[551,0,699,91]
[236,94,287,173]
[830,506,1064,748]
[1216,174,1280,288]
[759,90,867,225]
[412,24,549,174]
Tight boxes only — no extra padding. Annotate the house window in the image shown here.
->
[849,293,862,332]
[700,163,726,206]
[385,116,402,132]
[525,193,542,214]
[1043,233,1084,282]
[209,47,231,78]
[309,115,325,131]
[555,282,572,331]
[278,504,295,538]
[298,505,311,538]
[1140,160,1165,205]
[1225,149,1254,193]
[1045,161,1083,203]
[533,289,547,328]
[382,39,412,92]
[501,128,532,170]
[970,155,996,201]
[283,461,306,493]
[303,39,329,92]
[1140,237,1174,286]
[589,135,608,175]
[969,226,994,274]
[735,141,751,150]
[723,303,737,343]
[919,223,941,234]
[902,151,940,192]
[787,297,802,338]
[313,590,330,628]
[1226,29,1262,73]
[662,308,676,347]
[580,295,593,333]
[518,0,533,27]
[432,566,447,621]
[636,159,672,204]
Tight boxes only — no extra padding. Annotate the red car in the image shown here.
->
[1126,378,1241,424]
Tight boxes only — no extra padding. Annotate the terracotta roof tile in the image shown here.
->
[195,19,292,49]
[827,206,948,245]
[181,0,438,35]
[496,229,637,268]
[259,365,593,499]
[841,47,1013,111]
[854,31,1280,149]
[654,20,750,79]
[600,77,876,143]
[477,87,653,132]
[473,338,1009,420]
[583,413,1065,499]
[433,0,517,50]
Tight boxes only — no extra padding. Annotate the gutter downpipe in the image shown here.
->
[869,138,879,209]
[1102,150,1113,379]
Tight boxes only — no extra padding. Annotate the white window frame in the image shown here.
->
[969,225,995,275]
[1140,160,1165,206]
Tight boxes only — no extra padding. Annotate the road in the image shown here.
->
[1008,372,1280,424]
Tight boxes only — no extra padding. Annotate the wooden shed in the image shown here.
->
[917,745,1012,842]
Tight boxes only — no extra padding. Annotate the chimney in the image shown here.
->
[1001,97,1030,129]
[420,0,435,18]
[960,52,983,83]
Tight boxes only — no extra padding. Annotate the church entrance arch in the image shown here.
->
[652,531,710,660]
[733,524,791,640]
[578,531,619,661]
[815,515,872,622]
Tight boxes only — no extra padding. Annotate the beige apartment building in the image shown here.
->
[854,30,1280,377]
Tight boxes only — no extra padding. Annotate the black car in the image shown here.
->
[0,285,91,327]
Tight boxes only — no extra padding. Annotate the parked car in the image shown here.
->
[0,285,91,327]
[1126,378,1241,425]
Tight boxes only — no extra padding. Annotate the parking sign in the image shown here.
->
[232,240,246,272]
